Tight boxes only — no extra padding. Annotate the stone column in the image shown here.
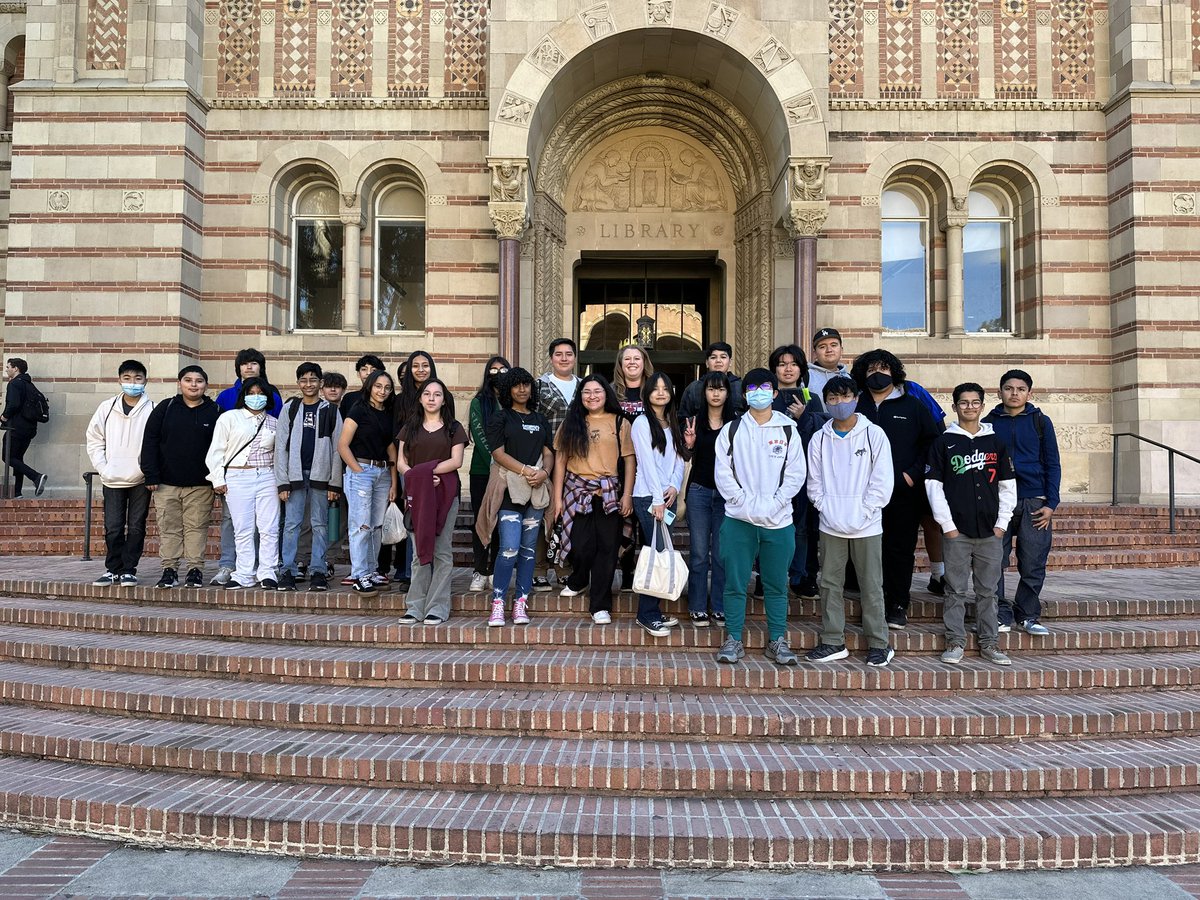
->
[788,201,829,351]
[0,70,8,131]
[340,198,362,334]
[489,202,526,363]
[941,207,969,336]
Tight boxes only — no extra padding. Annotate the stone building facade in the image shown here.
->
[0,0,1197,500]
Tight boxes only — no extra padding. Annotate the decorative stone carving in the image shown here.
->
[261,9,274,24]
[530,37,565,75]
[787,202,829,238]
[1036,9,1050,24]
[1056,425,1111,452]
[789,158,830,201]
[428,194,447,206]
[978,9,992,24]
[773,235,795,258]
[122,191,145,213]
[532,193,567,365]
[703,3,738,37]
[1095,10,1108,25]
[580,2,614,40]
[1172,193,1196,215]
[497,92,534,126]
[1042,195,1061,207]
[373,10,387,24]
[570,137,726,212]
[861,195,880,207]
[784,91,820,125]
[488,158,528,202]
[921,9,935,24]
[317,9,331,24]
[752,37,792,74]
[250,194,270,205]
[864,8,878,24]
[711,225,724,236]
[952,195,967,211]
[431,9,444,25]
[340,192,357,209]
[489,202,527,238]
[646,0,671,25]
[47,190,70,212]
[204,9,218,24]
[940,208,970,230]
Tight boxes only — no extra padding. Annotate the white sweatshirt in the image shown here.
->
[714,410,807,529]
[806,413,894,538]
[631,414,685,505]
[85,394,156,488]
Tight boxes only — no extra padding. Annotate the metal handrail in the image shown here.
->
[1,430,10,499]
[1111,433,1200,534]
[82,471,99,561]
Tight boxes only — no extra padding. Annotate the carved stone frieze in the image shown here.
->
[47,190,70,212]
[532,192,567,369]
[530,37,565,75]
[488,157,529,203]
[428,194,447,206]
[1172,193,1196,215]
[570,136,726,212]
[752,37,793,74]
[580,2,614,40]
[497,93,534,126]
[122,191,145,213]
[489,202,527,239]
[789,158,831,201]
[703,2,738,38]
[783,91,820,126]
[861,195,880,207]
[787,201,829,238]
[646,0,672,25]
[1056,424,1112,452]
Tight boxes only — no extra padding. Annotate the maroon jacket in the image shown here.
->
[404,460,460,566]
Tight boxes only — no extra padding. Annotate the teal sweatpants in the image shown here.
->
[719,516,794,642]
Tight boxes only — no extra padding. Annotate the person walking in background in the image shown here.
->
[467,356,510,592]
[1,358,48,498]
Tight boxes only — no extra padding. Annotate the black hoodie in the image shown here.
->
[857,386,943,488]
[140,394,221,487]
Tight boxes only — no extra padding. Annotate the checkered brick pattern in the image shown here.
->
[881,0,922,98]
[217,0,260,95]
[1053,0,1093,96]
[389,0,428,96]
[332,0,372,95]
[86,0,128,70]
[996,0,1036,99]
[938,0,977,96]
[1193,0,1200,75]
[276,0,316,94]
[444,0,487,96]
[829,0,864,96]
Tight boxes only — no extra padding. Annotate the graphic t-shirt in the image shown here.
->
[618,384,644,424]
[925,430,1016,539]
[299,400,319,470]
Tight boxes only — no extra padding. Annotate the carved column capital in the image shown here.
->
[939,211,970,231]
[787,201,829,238]
[489,201,528,239]
[787,157,832,202]
[486,156,530,203]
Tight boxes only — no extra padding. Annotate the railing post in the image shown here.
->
[1111,433,1119,506]
[1168,450,1176,535]
[1,430,10,499]
[82,471,96,561]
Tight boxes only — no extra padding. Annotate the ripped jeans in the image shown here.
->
[345,464,391,580]
[491,502,540,603]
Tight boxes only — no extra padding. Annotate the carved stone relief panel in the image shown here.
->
[568,133,728,213]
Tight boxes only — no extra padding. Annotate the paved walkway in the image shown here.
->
[2,829,1200,900]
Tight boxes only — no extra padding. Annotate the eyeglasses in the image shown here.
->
[489,368,508,376]
[956,400,984,408]
[743,383,772,393]
[298,378,321,385]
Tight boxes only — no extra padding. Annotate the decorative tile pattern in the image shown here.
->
[829,0,863,96]
[275,0,317,94]
[996,0,1036,99]
[1053,0,1093,97]
[881,0,921,98]
[1193,0,1200,75]
[938,0,976,96]
[218,0,260,95]
[445,0,487,95]
[86,0,128,70]
[389,0,428,95]
[332,0,372,94]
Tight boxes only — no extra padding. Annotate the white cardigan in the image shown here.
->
[630,414,685,506]
[205,408,277,489]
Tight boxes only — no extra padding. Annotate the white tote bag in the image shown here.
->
[382,502,407,545]
[632,519,687,601]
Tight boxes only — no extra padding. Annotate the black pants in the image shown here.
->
[881,481,925,612]
[3,428,41,496]
[470,473,498,575]
[103,484,151,575]
[566,496,623,613]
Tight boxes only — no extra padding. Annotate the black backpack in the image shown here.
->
[21,381,50,424]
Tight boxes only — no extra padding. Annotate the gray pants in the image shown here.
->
[405,497,459,622]
[818,532,889,649]
[943,533,1003,649]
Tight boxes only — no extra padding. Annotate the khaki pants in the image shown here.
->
[154,484,215,571]
[818,532,889,649]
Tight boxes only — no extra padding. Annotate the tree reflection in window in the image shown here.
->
[375,186,426,332]
[293,185,343,330]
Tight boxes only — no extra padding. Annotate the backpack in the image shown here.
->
[726,417,794,489]
[21,381,50,424]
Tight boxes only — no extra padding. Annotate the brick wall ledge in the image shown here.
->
[830,98,1105,111]
[208,97,491,110]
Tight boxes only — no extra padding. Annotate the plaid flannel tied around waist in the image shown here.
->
[559,470,623,561]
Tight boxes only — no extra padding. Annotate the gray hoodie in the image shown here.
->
[807,362,849,399]
[273,397,344,494]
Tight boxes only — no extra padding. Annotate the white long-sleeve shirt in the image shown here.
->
[807,413,894,538]
[714,410,807,529]
[630,414,685,506]
[205,408,277,489]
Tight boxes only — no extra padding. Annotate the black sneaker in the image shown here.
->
[308,572,328,592]
[797,578,819,600]
[393,579,411,592]
[260,578,279,591]
[155,568,178,590]
[296,566,308,582]
[638,619,670,637]
[886,609,908,630]
[184,568,204,588]
[277,572,297,592]
[35,474,49,496]
[689,611,711,627]
[806,643,849,662]
[866,646,896,668]
[531,575,552,592]
[928,575,946,596]
[352,577,379,596]
[711,611,725,623]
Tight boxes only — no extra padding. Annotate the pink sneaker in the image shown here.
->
[488,598,506,627]
[512,596,530,625]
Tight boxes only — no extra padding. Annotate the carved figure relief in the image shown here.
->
[571,139,726,212]
[497,93,534,126]
[790,160,828,201]
[704,2,738,37]
[580,3,614,40]
[490,160,527,202]
[752,37,793,74]
[671,149,722,210]
[1173,193,1196,215]
[646,0,672,25]
[576,150,631,211]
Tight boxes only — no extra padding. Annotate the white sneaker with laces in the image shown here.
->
[591,610,612,624]
[469,572,488,592]
[560,584,586,597]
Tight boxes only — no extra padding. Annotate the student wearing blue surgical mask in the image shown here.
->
[85,359,156,587]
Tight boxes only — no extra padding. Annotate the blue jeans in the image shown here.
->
[633,496,676,624]
[345,465,390,580]
[686,484,725,615]
[218,499,236,569]
[788,491,810,585]
[491,502,540,602]
[997,497,1053,625]
[281,480,329,576]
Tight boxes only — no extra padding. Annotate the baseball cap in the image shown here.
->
[812,327,841,347]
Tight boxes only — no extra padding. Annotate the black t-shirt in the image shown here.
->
[618,384,644,424]
[299,400,319,470]
[486,408,553,466]
[347,404,393,461]
[688,421,723,490]
[339,390,365,418]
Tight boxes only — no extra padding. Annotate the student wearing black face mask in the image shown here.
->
[850,349,942,629]
[467,355,510,592]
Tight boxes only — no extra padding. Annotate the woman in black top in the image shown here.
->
[336,370,397,595]
[685,371,735,623]
[383,350,437,587]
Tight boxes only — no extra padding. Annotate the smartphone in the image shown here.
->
[663,509,676,526]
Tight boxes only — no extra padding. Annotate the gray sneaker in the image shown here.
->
[981,646,1013,666]
[941,645,965,665]
[716,638,745,664]
[764,637,798,666]
[210,566,233,586]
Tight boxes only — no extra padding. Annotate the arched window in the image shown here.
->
[881,187,929,332]
[374,186,426,332]
[291,184,344,330]
[963,187,1013,333]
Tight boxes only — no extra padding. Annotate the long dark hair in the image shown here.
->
[496,367,539,410]
[398,377,458,460]
[557,373,621,463]
[395,350,438,426]
[640,372,686,456]
[360,369,395,413]
[234,376,276,410]
[473,355,510,424]
[696,370,735,431]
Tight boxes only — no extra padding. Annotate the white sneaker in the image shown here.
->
[591,610,612,624]
[560,584,586,597]
[210,566,233,586]
[469,572,488,592]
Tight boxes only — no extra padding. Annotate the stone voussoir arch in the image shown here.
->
[347,142,447,202]
[960,143,1060,204]
[251,142,353,201]
[862,143,961,205]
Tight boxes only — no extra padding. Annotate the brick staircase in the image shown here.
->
[0,552,1199,870]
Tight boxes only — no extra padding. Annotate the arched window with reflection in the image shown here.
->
[881,187,929,332]
[291,184,344,330]
[374,186,426,332]
[963,188,1013,333]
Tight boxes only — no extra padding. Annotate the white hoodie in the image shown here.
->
[85,394,156,488]
[714,410,807,529]
[806,413,894,538]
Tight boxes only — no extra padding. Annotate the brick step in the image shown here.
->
[3,620,1200,694]
[1,604,1198,663]
[3,704,1199,801]
[1,754,1199,868]
[3,658,1200,740]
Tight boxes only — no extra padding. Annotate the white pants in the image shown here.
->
[225,467,280,586]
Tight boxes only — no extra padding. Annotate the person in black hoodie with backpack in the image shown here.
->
[140,365,221,589]
[2,357,48,498]
[851,349,943,629]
